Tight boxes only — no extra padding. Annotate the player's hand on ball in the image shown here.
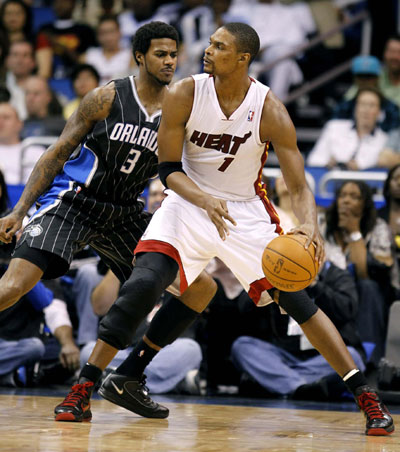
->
[204,196,237,240]
[0,212,23,244]
[288,223,325,267]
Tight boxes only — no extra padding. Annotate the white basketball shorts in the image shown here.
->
[135,191,281,305]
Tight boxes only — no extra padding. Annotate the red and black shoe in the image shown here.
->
[355,385,395,436]
[54,381,94,422]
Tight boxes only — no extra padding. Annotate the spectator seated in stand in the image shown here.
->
[0,0,33,45]
[174,0,241,79]
[320,180,398,367]
[228,0,316,101]
[21,75,65,140]
[81,15,135,86]
[63,64,100,120]
[378,164,400,281]
[117,0,175,48]
[35,0,97,80]
[4,40,36,121]
[379,35,400,109]
[307,87,388,170]
[231,260,366,401]
[0,102,45,184]
[378,128,400,169]
[332,55,400,133]
[0,170,80,387]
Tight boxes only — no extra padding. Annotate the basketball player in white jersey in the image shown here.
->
[90,23,392,435]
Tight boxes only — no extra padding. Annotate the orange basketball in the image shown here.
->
[262,234,319,292]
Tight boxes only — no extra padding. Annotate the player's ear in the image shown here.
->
[135,51,144,65]
[239,52,251,65]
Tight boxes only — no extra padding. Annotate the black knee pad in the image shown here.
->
[274,289,318,325]
[98,253,178,349]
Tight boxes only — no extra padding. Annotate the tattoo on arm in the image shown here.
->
[14,86,114,217]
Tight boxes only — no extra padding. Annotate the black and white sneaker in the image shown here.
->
[98,372,169,419]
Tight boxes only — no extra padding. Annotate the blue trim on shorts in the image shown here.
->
[32,174,72,218]
[63,143,96,185]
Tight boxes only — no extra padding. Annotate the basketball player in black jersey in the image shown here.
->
[0,22,216,421]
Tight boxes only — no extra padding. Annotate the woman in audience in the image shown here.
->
[378,164,400,279]
[0,0,33,44]
[63,64,100,119]
[321,180,398,366]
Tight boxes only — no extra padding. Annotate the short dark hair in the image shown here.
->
[383,163,400,205]
[355,86,383,108]
[71,64,100,84]
[386,34,400,45]
[325,180,376,238]
[98,14,119,28]
[131,21,179,65]
[222,22,260,65]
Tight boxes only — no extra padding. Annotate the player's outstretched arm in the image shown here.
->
[261,91,324,265]
[158,78,236,240]
[0,84,115,244]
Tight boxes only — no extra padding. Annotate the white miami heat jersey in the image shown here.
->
[184,73,270,201]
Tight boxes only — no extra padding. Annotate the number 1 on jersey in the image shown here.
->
[218,157,234,172]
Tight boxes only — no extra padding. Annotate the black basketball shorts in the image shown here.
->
[13,191,151,282]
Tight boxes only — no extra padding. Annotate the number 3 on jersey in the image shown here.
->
[120,148,141,174]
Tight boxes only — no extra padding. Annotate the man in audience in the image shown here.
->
[307,88,387,170]
[379,35,400,108]
[21,75,65,139]
[0,102,44,184]
[82,15,135,86]
[35,0,97,80]
[5,40,36,121]
[333,55,400,133]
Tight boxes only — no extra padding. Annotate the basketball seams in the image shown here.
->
[262,248,312,279]
[282,235,316,274]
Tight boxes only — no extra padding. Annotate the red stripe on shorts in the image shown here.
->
[248,277,273,305]
[135,239,188,293]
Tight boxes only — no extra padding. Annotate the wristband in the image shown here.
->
[158,161,186,188]
[348,231,362,242]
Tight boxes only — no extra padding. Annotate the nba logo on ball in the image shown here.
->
[262,234,318,292]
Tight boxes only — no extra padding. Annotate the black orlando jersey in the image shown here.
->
[62,76,161,205]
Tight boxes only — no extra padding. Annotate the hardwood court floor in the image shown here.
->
[1,393,400,452]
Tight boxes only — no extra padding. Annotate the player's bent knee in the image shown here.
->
[276,289,318,325]
[98,263,176,349]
